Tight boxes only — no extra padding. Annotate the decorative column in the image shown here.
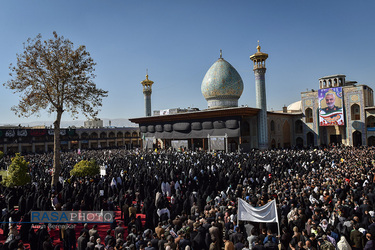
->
[141,72,155,117]
[250,42,269,149]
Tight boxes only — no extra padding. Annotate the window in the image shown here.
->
[305,108,313,123]
[81,133,89,139]
[367,116,375,127]
[351,104,360,120]
[90,132,98,139]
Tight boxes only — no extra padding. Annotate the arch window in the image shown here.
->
[100,132,107,139]
[90,132,98,139]
[81,133,89,139]
[351,104,360,120]
[117,132,123,138]
[305,108,313,123]
[367,116,375,127]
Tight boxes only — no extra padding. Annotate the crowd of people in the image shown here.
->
[1,145,375,250]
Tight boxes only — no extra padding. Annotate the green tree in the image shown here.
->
[70,159,100,178]
[4,32,108,187]
[1,153,31,187]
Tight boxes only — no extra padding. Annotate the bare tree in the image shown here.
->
[4,32,108,187]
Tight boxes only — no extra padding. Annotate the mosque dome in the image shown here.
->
[287,100,302,112]
[201,55,244,109]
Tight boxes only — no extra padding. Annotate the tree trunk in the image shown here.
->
[51,110,62,187]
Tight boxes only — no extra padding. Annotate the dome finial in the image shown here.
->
[146,68,149,80]
[220,49,222,59]
[257,40,261,52]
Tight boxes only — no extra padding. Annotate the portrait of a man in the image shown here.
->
[318,87,345,126]
[321,92,342,114]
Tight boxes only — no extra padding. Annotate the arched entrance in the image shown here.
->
[307,132,314,147]
[368,136,375,146]
[353,131,362,146]
[283,121,291,148]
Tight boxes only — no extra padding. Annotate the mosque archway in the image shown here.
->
[100,132,107,139]
[81,132,89,139]
[307,132,314,147]
[353,131,362,146]
[90,132,98,139]
[368,136,375,146]
[367,116,375,128]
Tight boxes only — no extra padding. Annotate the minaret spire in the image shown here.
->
[141,70,154,117]
[250,42,269,149]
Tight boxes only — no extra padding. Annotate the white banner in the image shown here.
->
[238,198,278,223]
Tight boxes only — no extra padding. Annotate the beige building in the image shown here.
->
[297,74,374,146]
[0,127,140,154]
[131,46,375,150]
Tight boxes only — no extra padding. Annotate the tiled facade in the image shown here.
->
[300,75,375,146]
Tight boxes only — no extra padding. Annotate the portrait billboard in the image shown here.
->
[318,87,344,126]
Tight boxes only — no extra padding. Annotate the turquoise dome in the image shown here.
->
[201,58,244,109]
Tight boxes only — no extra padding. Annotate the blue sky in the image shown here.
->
[1,0,375,125]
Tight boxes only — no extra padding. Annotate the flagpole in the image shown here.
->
[237,198,239,226]
[274,199,280,237]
